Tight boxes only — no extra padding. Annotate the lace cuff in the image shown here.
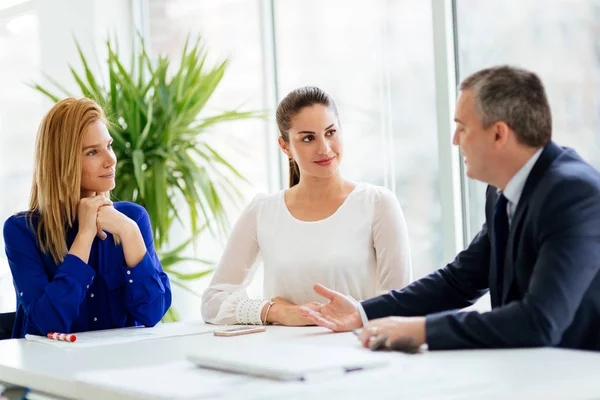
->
[235,299,269,325]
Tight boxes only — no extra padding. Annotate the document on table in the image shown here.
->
[74,360,295,400]
[75,359,379,400]
[188,342,389,381]
[23,321,219,348]
[75,352,394,400]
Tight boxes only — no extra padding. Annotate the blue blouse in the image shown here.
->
[3,202,172,338]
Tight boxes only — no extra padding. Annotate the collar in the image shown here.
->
[502,147,543,206]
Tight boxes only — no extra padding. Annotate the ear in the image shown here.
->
[494,121,511,148]
[278,136,292,158]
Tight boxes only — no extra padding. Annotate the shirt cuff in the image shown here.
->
[235,299,269,325]
[120,252,165,294]
[120,251,154,282]
[356,301,370,327]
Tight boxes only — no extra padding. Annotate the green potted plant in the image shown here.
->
[31,36,261,321]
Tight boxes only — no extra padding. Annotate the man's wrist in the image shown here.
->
[414,317,427,346]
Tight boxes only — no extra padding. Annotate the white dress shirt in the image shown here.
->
[201,183,412,325]
[502,148,543,224]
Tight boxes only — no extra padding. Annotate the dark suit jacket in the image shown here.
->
[362,142,600,350]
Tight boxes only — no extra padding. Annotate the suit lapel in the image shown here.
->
[500,142,564,304]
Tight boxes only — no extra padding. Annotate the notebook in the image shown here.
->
[187,342,388,381]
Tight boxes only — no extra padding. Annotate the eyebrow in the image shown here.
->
[297,123,335,134]
[82,139,113,151]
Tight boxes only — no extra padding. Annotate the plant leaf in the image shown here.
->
[28,34,262,313]
[27,83,61,103]
[132,149,146,198]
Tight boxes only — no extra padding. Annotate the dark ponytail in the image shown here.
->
[289,158,300,188]
[276,86,339,188]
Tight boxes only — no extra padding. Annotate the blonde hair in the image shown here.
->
[29,97,109,264]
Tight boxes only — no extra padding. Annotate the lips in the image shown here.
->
[100,172,115,178]
[314,156,335,166]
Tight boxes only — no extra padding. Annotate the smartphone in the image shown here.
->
[213,326,267,337]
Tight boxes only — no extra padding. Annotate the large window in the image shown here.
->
[148,0,270,200]
[145,1,443,318]
[457,0,600,237]
[0,0,137,313]
[275,0,442,279]
[148,0,271,316]
[10,0,590,318]
[0,4,42,313]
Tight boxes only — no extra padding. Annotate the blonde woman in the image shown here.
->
[202,87,412,326]
[3,98,171,338]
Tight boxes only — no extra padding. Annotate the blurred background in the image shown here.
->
[1,0,599,319]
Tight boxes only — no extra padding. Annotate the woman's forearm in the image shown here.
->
[68,231,95,263]
[119,223,147,267]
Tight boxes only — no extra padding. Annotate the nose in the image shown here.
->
[452,130,459,146]
[104,149,116,168]
[316,137,331,155]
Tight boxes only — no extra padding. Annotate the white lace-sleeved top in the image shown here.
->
[201,183,412,325]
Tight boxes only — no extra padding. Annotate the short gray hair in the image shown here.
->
[460,66,552,148]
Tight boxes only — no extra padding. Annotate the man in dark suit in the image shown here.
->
[302,65,600,351]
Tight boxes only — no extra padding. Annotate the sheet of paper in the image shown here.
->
[75,360,281,400]
[75,359,418,400]
[24,321,219,348]
[187,341,389,380]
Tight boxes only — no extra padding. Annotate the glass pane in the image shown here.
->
[148,0,268,199]
[275,0,442,278]
[0,10,42,312]
[457,0,600,238]
[148,0,268,317]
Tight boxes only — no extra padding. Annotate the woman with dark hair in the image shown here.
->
[202,87,411,326]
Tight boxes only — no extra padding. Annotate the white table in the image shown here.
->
[0,321,599,399]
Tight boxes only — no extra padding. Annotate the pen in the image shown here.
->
[46,332,77,342]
